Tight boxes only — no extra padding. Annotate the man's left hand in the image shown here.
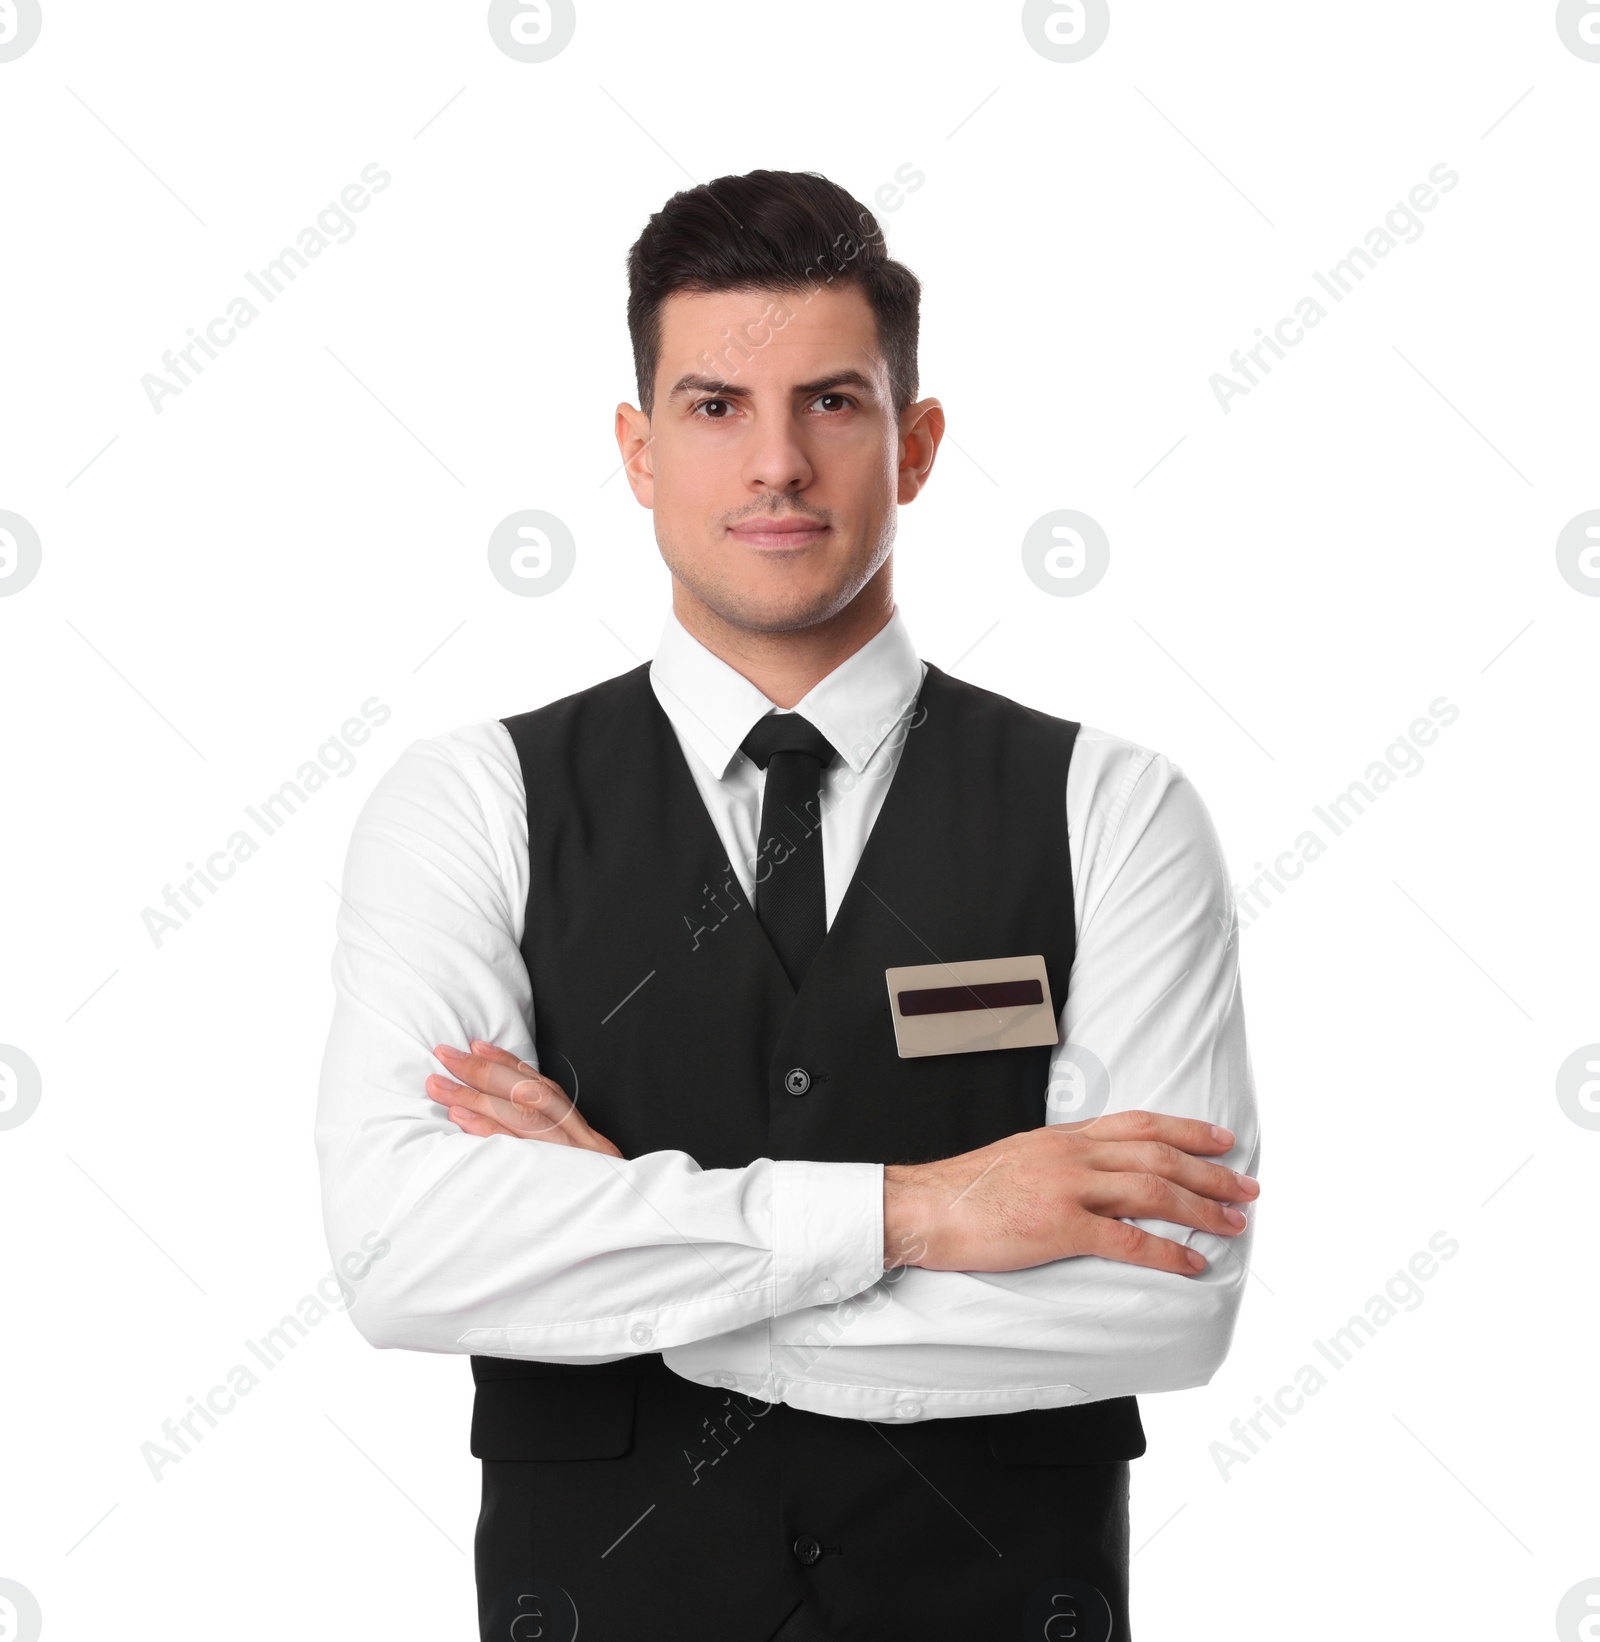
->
[426,1041,623,1156]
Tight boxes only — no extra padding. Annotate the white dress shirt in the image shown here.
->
[314,606,1259,1422]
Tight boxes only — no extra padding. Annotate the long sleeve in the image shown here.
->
[665,729,1260,1418]
[313,723,885,1361]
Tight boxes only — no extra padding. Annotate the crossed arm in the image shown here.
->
[429,1041,1257,1281]
[315,722,1259,1414]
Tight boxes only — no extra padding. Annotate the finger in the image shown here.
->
[1101,1140,1259,1204]
[493,1074,624,1157]
[467,1040,538,1077]
[514,1096,623,1155]
[1064,1109,1237,1155]
[466,1042,581,1112]
[501,1075,604,1146]
[446,1104,518,1140]
[434,1042,542,1098]
[437,1043,573,1113]
[425,1070,508,1119]
[426,1072,583,1145]
[434,1045,582,1135]
[437,1061,619,1154]
[436,1045,622,1156]
[1084,1216,1211,1277]
[1085,1171,1249,1239]
[426,1071,490,1115]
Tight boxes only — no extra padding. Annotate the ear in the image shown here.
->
[896,398,945,505]
[615,403,656,508]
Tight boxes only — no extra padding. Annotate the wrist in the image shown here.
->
[882,1163,932,1269]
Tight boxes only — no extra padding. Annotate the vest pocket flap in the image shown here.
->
[471,1375,637,1462]
[986,1397,1146,1465]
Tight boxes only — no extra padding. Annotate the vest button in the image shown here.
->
[784,1067,811,1096]
[896,1398,923,1420]
[628,1322,653,1346]
[816,1277,840,1303]
[792,1534,823,1566]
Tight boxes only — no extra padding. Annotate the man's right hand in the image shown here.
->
[882,1111,1257,1278]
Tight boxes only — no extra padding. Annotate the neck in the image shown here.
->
[671,559,895,708]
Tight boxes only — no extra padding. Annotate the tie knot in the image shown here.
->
[740,711,837,771]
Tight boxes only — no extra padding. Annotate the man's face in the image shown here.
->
[617,282,940,634]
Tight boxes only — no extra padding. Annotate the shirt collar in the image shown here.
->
[649,605,925,781]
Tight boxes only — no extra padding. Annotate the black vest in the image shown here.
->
[477,658,1142,1453]
[470,660,1146,1638]
[509,658,1089,1159]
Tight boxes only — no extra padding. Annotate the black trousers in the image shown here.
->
[474,1354,1132,1641]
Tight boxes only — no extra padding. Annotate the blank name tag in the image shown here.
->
[885,954,1059,1059]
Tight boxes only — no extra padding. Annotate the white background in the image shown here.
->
[2,2,1597,1637]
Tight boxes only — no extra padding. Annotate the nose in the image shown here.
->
[740,413,815,498]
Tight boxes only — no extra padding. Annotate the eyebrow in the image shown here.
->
[665,369,879,403]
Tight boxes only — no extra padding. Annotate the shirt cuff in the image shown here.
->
[770,1159,885,1316]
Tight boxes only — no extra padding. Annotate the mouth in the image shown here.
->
[727,519,831,551]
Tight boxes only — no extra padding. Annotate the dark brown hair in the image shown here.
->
[625,168,922,419]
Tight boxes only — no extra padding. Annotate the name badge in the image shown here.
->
[885,954,1059,1059]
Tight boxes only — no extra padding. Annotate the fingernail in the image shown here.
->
[435,1045,462,1058]
[1186,1248,1207,1271]
[1234,1171,1260,1196]
[1210,1126,1234,1145]
[470,1039,494,1052]
[1223,1206,1247,1228]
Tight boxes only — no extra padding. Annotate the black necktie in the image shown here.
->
[740,712,837,990]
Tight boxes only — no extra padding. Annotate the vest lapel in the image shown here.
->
[642,679,797,997]
[645,664,942,1006]
[789,664,941,1001]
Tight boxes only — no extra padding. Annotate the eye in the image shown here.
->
[811,393,854,413]
[691,398,735,419]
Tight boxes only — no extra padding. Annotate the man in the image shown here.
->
[316,168,1260,1641]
